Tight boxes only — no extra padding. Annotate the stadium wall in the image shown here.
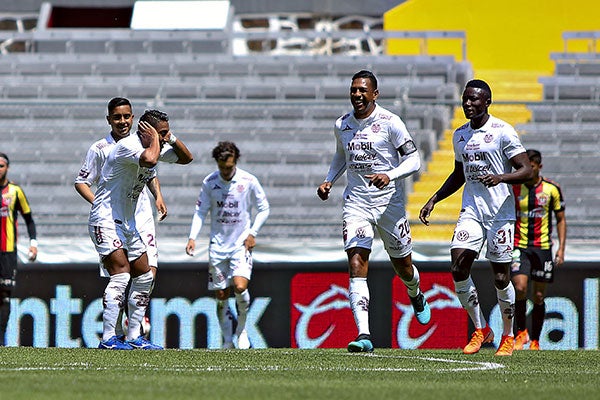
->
[7,261,600,350]
[384,0,600,73]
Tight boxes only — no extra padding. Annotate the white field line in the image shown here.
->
[0,354,504,373]
[356,353,505,372]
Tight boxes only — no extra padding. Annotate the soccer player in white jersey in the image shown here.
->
[88,109,193,350]
[76,98,190,341]
[186,141,270,349]
[419,79,533,356]
[317,70,431,353]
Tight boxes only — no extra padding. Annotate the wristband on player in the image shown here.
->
[30,239,38,248]
[168,133,177,145]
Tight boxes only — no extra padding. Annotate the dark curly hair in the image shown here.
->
[212,141,240,162]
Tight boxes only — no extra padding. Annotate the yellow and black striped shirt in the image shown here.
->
[513,178,564,250]
[1,182,33,252]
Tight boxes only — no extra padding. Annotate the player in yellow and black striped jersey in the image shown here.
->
[511,149,566,350]
[0,152,37,346]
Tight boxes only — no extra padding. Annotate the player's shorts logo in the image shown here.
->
[113,239,123,248]
[455,230,469,241]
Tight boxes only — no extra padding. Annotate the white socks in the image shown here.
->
[401,265,421,298]
[235,289,250,336]
[217,299,234,345]
[102,272,130,341]
[496,283,516,336]
[454,276,487,329]
[349,277,370,336]
[126,270,153,341]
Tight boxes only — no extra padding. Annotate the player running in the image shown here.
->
[318,70,431,353]
[419,79,533,356]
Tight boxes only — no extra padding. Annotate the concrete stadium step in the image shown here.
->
[408,190,463,205]
[406,197,461,217]
[452,103,532,128]
[477,69,545,102]
[409,223,455,242]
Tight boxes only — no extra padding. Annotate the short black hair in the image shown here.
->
[352,70,378,90]
[465,79,492,101]
[0,152,9,166]
[107,97,131,115]
[212,141,240,162]
[526,149,542,164]
[140,109,169,129]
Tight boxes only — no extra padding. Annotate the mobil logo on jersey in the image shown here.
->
[290,272,356,348]
[392,272,467,349]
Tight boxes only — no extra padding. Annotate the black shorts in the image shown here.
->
[510,247,554,283]
[0,252,18,290]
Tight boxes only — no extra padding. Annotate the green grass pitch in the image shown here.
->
[0,347,598,400]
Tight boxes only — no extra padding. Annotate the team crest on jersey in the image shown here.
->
[371,123,381,133]
[237,184,245,193]
[536,192,549,205]
[484,134,493,143]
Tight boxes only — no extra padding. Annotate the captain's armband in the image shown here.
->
[398,140,417,156]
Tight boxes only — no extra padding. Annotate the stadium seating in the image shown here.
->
[520,43,600,240]
[0,19,474,240]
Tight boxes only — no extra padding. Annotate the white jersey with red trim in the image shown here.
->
[191,167,270,256]
[76,133,154,220]
[325,104,417,207]
[453,115,526,225]
[88,133,157,228]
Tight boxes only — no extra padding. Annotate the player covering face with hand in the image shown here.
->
[88,109,193,350]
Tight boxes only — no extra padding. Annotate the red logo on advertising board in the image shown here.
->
[392,272,467,349]
[290,272,355,348]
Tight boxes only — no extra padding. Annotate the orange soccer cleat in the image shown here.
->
[529,340,540,350]
[495,335,515,356]
[514,329,530,350]
[463,325,494,354]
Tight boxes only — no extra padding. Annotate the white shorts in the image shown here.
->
[342,201,412,259]
[450,216,514,263]
[208,246,253,291]
[136,217,158,269]
[89,223,147,277]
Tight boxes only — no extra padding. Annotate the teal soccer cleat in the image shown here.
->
[410,292,431,325]
[347,334,374,353]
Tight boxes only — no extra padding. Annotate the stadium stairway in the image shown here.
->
[407,69,541,242]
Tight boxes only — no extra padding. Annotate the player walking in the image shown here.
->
[186,141,270,349]
[512,149,566,350]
